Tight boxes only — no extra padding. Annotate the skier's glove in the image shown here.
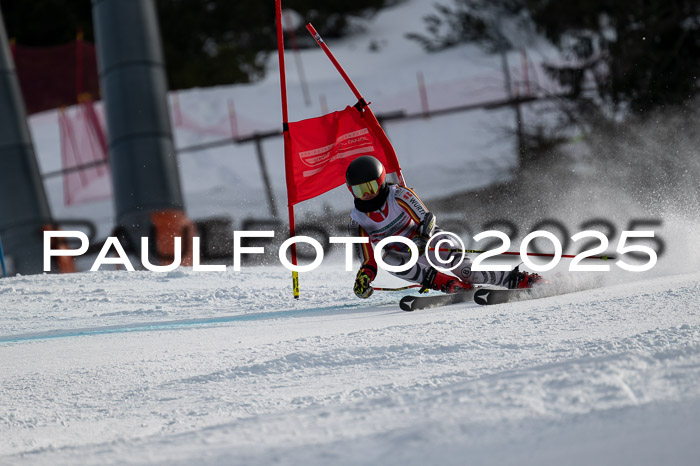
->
[412,212,436,255]
[418,212,436,238]
[353,267,375,299]
[419,268,437,294]
[412,236,428,256]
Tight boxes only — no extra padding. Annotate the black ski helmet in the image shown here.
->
[345,155,387,199]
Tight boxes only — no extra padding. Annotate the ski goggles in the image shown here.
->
[350,179,381,198]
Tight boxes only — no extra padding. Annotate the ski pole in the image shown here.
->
[373,284,423,292]
[432,247,614,261]
[374,284,486,293]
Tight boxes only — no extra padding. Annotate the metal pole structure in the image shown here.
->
[496,21,524,159]
[417,71,430,118]
[283,10,312,107]
[92,0,190,257]
[0,235,8,277]
[0,8,54,275]
[253,135,278,218]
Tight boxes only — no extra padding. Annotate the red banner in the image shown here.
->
[286,105,400,205]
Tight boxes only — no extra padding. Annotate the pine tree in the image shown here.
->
[409,0,700,116]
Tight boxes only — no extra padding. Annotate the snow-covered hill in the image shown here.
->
[1,265,699,465]
[3,0,699,463]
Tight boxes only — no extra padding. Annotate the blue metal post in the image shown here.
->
[0,236,7,277]
[0,7,54,275]
[92,0,185,244]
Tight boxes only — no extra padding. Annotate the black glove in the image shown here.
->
[413,212,436,255]
[412,236,428,255]
[419,268,437,294]
[353,268,374,298]
[417,212,436,238]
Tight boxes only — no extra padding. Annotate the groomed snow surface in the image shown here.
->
[1,263,699,465]
[6,0,700,463]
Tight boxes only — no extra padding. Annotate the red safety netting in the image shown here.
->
[11,39,100,114]
[59,100,112,205]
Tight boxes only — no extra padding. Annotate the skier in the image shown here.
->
[346,155,542,299]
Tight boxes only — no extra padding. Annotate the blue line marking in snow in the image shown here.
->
[0,302,396,345]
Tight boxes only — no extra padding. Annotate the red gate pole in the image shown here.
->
[275,0,300,299]
[227,99,238,139]
[76,28,84,101]
[305,23,406,187]
[306,23,364,103]
[417,71,430,117]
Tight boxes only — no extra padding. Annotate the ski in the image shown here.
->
[399,289,476,312]
[473,288,533,305]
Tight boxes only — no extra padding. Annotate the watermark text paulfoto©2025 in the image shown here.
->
[43,230,659,274]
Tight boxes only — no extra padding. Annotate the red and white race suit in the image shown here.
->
[349,185,510,286]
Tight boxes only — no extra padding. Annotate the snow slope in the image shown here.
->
[3,0,699,463]
[1,266,699,465]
